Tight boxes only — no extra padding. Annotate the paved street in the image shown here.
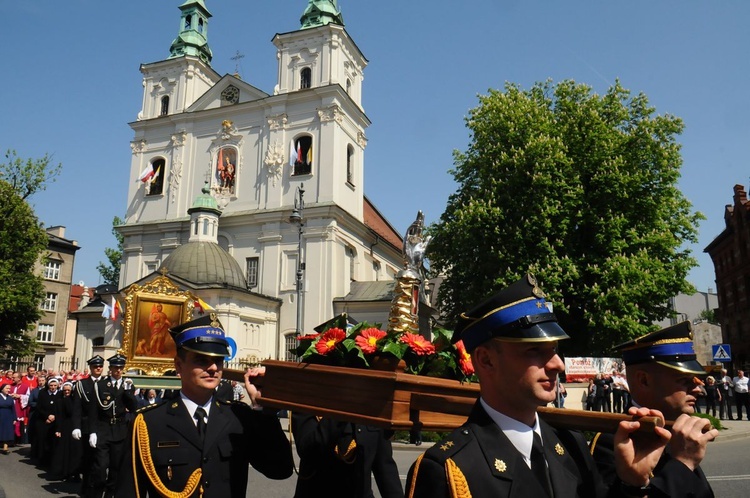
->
[1,420,749,497]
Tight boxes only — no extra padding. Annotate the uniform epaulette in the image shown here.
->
[136,401,165,413]
[423,425,473,463]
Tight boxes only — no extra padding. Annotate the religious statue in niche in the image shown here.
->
[216,146,237,193]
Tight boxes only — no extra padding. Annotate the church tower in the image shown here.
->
[137,0,220,121]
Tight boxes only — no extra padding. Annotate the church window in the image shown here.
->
[147,158,165,196]
[346,145,354,185]
[284,333,298,361]
[346,79,352,94]
[185,15,192,30]
[194,220,199,235]
[198,18,204,33]
[160,96,169,116]
[246,257,259,289]
[203,218,209,235]
[300,67,312,89]
[292,136,313,176]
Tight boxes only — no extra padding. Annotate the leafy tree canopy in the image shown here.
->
[429,80,703,355]
[1,149,61,200]
[0,179,47,352]
[97,215,124,286]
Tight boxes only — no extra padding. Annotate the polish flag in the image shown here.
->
[137,164,155,183]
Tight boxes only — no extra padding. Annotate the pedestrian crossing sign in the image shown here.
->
[712,344,732,362]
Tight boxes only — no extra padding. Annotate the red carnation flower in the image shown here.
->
[400,332,436,356]
[456,340,475,376]
[355,328,386,354]
[315,328,346,355]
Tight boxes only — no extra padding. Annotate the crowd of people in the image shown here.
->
[0,361,245,496]
[584,370,631,413]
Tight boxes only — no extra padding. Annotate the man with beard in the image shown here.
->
[591,322,719,497]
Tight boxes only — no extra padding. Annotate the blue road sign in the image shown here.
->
[712,344,732,362]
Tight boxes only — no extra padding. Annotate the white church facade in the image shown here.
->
[76,1,407,366]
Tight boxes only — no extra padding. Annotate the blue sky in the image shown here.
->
[2,1,747,293]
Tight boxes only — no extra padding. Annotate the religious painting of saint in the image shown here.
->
[216,147,237,193]
[134,300,182,360]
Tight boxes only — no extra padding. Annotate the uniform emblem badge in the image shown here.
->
[494,459,507,472]
[439,441,455,451]
[172,402,179,408]
[555,443,564,455]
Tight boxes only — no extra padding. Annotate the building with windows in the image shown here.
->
[705,183,750,370]
[102,1,406,364]
[34,226,80,368]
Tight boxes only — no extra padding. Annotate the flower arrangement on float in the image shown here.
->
[292,317,477,383]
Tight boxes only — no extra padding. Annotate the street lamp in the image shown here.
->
[289,184,305,337]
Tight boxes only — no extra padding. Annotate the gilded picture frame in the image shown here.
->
[120,275,196,375]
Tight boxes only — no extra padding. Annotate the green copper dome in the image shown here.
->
[160,242,247,289]
[169,0,213,64]
[300,0,344,29]
[188,183,221,216]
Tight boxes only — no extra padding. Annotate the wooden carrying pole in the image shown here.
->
[223,367,667,433]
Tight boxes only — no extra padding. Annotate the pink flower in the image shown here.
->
[315,328,346,355]
[355,328,387,354]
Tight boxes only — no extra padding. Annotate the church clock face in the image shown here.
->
[221,85,240,104]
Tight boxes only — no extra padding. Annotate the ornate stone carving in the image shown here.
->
[264,140,285,186]
[267,113,288,130]
[357,131,368,149]
[219,119,239,140]
[317,105,342,123]
[170,130,187,148]
[130,139,147,155]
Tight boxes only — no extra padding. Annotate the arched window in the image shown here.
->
[346,145,354,185]
[147,158,165,196]
[198,18,204,33]
[300,67,312,89]
[346,78,352,94]
[185,15,192,30]
[160,96,169,116]
[292,136,313,176]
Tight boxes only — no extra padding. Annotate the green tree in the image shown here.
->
[0,180,47,353]
[699,309,717,324]
[97,216,124,286]
[0,149,61,200]
[429,80,703,355]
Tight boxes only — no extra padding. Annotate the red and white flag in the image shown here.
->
[111,296,122,320]
[137,164,155,183]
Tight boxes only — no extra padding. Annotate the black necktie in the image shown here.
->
[194,407,207,440]
[531,431,553,498]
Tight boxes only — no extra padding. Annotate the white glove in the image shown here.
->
[72,429,81,440]
[89,433,97,448]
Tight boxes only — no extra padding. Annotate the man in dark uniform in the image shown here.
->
[291,412,403,497]
[87,353,138,498]
[591,322,719,497]
[116,313,293,497]
[71,355,105,495]
[405,274,670,498]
